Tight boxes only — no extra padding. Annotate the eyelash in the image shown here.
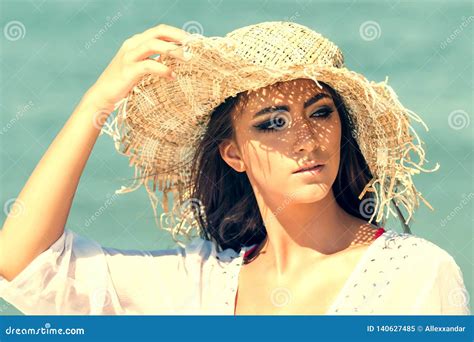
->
[254,107,333,133]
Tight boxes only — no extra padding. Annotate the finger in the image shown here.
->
[133,59,175,80]
[127,39,189,62]
[141,23,191,45]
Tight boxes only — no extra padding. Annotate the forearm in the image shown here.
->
[0,23,188,282]
[0,89,114,281]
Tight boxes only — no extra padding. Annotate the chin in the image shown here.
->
[287,184,330,203]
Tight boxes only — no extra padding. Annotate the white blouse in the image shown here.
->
[0,228,471,315]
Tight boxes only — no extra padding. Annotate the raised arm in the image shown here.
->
[0,23,190,281]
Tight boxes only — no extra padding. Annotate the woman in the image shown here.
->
[0,22,470,315]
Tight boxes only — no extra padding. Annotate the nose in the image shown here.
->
[293,116,320,153]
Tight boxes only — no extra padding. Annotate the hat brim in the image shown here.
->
[103,34,439,231]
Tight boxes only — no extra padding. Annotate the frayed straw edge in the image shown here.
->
[100,66,440,243]
[99,93,200,249]
[357,98,440,225]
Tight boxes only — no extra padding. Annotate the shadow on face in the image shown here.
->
[193,77,378,252]
[219,78,342,204]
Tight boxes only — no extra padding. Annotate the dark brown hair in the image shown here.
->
[189,81,387,261]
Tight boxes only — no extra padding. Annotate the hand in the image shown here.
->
[85,23,191,113]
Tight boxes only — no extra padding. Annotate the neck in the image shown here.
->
[252,187,368,278]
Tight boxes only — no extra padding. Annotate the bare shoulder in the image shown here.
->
[348,218,383,247]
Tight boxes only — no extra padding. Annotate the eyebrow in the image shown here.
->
[252,93,332,118]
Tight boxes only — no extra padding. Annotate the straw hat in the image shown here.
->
[101,21,440,246]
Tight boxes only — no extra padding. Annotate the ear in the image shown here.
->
[218,139,246,173]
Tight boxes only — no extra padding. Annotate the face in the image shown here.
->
[219,78,342,205]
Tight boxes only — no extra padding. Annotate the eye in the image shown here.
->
[254,111,290,133]
[253,107,333,133]
[310,106,333,118]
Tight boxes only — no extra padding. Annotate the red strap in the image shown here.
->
[243,227,386,259]
[244,244,258,259]
[374,227,386,239]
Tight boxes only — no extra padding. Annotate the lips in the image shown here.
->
[293,162,325,173]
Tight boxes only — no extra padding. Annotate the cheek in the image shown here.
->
[239,139,295,196]
[324,117,342,178]
[242,140,283,178]
[237,114,342,188]
[327,119,341,153]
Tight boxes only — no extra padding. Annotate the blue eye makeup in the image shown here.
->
[253,106,333,133]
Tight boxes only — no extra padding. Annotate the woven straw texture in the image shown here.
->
[101,21,440,247]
